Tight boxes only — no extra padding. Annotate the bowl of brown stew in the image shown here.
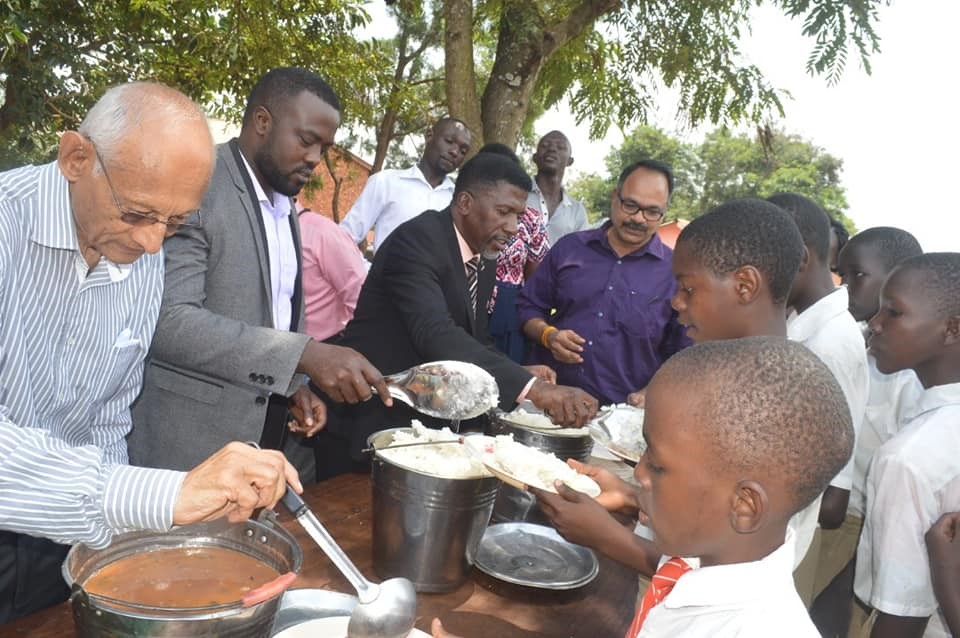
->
[63,514,302,637]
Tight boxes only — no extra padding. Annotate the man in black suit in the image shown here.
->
[316,152,599,478]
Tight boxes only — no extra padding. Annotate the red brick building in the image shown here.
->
[296,146,372,223]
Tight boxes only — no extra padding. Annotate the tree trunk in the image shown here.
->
[324,151,345,223]
[443,0,483,145]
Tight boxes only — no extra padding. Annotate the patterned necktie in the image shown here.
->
[625,557,692,637]
[465,256,480,317]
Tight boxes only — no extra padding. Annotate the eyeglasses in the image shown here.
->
[616,190,666,221]
[87,137,201,235]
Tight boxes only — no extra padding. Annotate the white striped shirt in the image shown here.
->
[0,161,185,548]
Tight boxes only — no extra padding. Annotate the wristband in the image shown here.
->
[540,325,558,348]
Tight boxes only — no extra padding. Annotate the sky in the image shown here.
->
[533,1,960,251]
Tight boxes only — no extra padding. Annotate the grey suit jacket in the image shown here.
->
[129,141,312,473]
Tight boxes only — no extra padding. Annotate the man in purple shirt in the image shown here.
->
[518,159,690,405]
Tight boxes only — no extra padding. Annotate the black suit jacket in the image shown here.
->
[329,207,533,455]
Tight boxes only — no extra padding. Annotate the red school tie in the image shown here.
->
[625,557,692,638]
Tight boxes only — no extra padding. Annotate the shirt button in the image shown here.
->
[608,286,613,291]
[67,337,76,346]
[588,340,593,346]
[255,396,266,405]
[617,260,622,265]
[598,312,604,318]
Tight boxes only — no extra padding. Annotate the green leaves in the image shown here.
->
[568,124,854,229]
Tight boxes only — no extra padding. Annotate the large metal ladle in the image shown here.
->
[380,360,499,421]
[281,488,417,638]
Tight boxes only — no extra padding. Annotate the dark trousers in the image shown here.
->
[488,282,526,364]
[0,531,71,623]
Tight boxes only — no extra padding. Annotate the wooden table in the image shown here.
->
[0,472,637,637]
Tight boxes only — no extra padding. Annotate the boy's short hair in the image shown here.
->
[454,152,532,196]
[895,252,960,316]
[845,226,923,272]
[654,336,853,514]
[676,198,804,305]
[766,192,832,264]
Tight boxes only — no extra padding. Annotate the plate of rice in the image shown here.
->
[464,435,601,497]
[587,404,646,463]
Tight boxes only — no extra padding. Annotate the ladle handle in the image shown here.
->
[280,487,378,603]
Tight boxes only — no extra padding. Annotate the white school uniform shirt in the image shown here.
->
[847,357,923,517]
[637,529,819,637]
[340,165,455,253]
[854,382,960,638]
[785,287,869,565]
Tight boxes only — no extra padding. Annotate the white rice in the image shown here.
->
[378,421,492,479]
[489,435,601,497]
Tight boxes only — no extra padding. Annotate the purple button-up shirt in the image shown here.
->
[518,223,690,405]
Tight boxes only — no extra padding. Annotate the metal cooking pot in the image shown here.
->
[486,411,593,525]
[63,513,302,637]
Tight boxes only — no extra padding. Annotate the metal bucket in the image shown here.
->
[63,515,302,637]
[486,413,594,525]
[368,428,500,593]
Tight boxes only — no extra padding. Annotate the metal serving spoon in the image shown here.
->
[281,488,417,638]
[379,360,499,421]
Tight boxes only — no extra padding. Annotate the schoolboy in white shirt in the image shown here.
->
[812,227,924,635]
[768,193,869,606]
[431,337,854,638]
[854,253,960,638]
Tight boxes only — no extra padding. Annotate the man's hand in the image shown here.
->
[526,380,598,427]
[287,384,327,437]
[173,442,301,525]
[532,481,625,550]
[545,328,586,364]
[298,340,391,405]
[626,389,646,408]
[523,364,556,384]
[566,459,641,515]
[431,618,463,638]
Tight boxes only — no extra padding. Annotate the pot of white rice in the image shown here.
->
[367,424,500,593]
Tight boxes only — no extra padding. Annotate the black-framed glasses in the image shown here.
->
[616,190,666,221]
[87,137,201,235]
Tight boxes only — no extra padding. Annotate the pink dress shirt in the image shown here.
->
[299,211,367,341]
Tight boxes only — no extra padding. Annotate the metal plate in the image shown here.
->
[271,590,430,637]
[270,589,357,635]
[474,523,599,590]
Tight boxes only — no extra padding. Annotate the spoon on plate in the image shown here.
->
[378,360,499,421]
[280,488,417,638]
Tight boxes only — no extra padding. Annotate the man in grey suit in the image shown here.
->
[130,68,390,483]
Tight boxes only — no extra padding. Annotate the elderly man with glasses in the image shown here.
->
[0,81,301,623]
[518,159,691,407]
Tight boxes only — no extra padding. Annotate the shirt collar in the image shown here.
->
[452,218,479,265]
[786,287,850,342]
[400,164,456,191]
[584,220,669,260]
[662,528,797,609]
[530,178,571,207]
[237,149,292,219]
[34,162,134,283]
[902,381,960,423]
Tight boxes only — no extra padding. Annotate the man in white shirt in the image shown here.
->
[131,68,391,485]
[526,131,589,245]
[854,253,960,638]
[340,117,472,255]
[0,82,300,623]
[769,193,869,605]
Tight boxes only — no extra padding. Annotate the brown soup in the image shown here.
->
[83,545,280,608]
